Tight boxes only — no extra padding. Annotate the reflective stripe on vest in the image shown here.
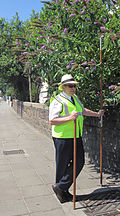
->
[55,95,69,115]
[78,112,83,116]
[55,95,83,116]
[73,95,84,110]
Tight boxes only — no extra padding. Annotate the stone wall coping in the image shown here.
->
[13,100,48,110]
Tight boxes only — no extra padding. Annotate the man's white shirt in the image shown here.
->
[49,92,73,121]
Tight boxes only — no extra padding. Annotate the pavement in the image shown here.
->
[0,97,120,216]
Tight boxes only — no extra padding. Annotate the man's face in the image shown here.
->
[62,84,76,96]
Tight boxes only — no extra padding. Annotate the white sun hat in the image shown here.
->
[58,74,78,90]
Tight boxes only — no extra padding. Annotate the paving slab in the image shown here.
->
[0,99,120,216]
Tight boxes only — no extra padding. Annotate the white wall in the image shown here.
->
[39,82,48,104]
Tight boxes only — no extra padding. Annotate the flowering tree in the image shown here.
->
[0,12,42,101]
[30,0,120,111]
[0,0,120,111]
[0,15,30,100]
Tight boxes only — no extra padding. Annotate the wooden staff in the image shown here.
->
[100,37,103,186]
[73,119,76,210]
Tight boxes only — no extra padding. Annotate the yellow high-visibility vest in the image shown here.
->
[51,94,84,138]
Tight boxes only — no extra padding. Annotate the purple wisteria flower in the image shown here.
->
[37,48,40,53]
[112,91,115,94]
[41,45,47,49]
[85,67,89,70]
[81,62,87,66]
[69,14,75,18]
[47,40,50,44]
[116,32,119,34]
[64,28,67,33]
[15,42,21,45]
[94,21,101,25]
[63,0,65,5]
[103,18,107,23]
[38,63,42,66]
[23,52,28,55]
[81,10,85,15]
[109,85,116,89]
[86,18,90,21]
[66,65,72,69]
[56,0,59,3]
[100,26,106,31]
[91,59,96,64]
[70,60,75,64]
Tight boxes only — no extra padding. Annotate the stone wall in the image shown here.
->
[83,113,120,173]
[13,100,120,173]
[12,100,51,137]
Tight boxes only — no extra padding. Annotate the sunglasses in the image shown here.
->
[65,84,76,88]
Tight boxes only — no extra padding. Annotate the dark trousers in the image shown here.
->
[52,137,85,191]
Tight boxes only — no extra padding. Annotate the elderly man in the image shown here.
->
[49,74,104,203]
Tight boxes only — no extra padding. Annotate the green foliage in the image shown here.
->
[6,87,15,97]
[31,83,37,102]
[105,86,120,108]
[0,0,120,112]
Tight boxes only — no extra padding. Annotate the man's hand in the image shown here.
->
[98,110,104,118]
[69,110,78,121]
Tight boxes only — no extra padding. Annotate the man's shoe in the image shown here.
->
[52,184,69,204]
[65,191,73,201]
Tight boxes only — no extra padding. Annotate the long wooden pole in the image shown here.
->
[73,119,76,210]
[100,37,103,186]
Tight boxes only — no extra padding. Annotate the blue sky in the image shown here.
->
[0,0,44,21]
